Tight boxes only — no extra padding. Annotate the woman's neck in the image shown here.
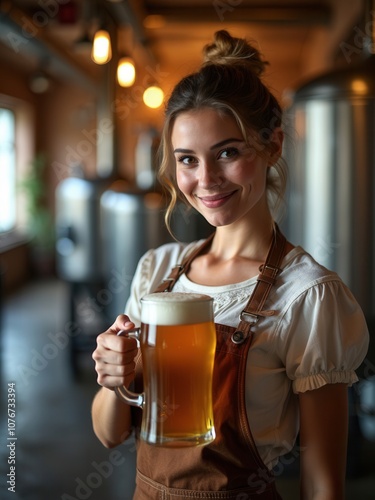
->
[210,216,275,263]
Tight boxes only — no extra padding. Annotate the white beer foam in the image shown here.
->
[140,292,213,325]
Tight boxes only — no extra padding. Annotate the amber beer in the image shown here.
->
[115,292,216,447]
[141,293,216,447]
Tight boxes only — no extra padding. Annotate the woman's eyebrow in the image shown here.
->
[173,138,243,155]
[173,148,194,154]
[210,138,243,150]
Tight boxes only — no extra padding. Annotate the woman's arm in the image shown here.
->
[92,387,133,448]
[91,315,138,448]
[298,383,348,500]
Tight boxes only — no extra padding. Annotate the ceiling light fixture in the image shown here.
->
[143,85,164,109]
[91,28,112,64]
[117,56,136,87]
[29,72,51,94]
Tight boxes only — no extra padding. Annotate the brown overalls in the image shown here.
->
[131,227,286,499]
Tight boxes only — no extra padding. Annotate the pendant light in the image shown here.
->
[143,85,164,109]
[117,56,136,87]
[29,71,50,94]
[91,28,112,64]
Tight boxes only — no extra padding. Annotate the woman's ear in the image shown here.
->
[268,127,284,165]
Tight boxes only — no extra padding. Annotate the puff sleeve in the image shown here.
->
[275,278,369,394]
[124,249,155,326]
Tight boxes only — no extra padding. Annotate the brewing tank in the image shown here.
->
[55,176,110,283]
[285,55,375,317]
[100,189,169,319]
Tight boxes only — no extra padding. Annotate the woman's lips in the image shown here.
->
[197,191,236,208]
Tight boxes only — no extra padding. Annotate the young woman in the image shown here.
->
[92,30,369,499]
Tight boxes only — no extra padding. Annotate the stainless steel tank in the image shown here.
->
[55,176,110,283]
[100,188,168,319]
[285,55,375,317]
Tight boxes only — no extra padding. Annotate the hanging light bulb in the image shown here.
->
[117,57,136,87]
[91,29,112,64]
[143,85,164,109]
[29,71,50,94]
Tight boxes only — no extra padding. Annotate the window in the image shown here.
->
[0,108,16,232]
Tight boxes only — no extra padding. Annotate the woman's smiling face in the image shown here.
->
[171,107,274,228]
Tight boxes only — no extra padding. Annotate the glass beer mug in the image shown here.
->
[115,292,216,447]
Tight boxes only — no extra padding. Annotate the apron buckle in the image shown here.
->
[240,311,259,324]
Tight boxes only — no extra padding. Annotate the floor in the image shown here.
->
[0,278,374,500]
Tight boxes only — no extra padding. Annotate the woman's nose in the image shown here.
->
[198,161,222,188]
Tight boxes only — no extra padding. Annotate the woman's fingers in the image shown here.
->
[94,335,137,361]
[92,314,139,389]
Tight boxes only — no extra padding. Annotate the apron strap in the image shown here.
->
[231,224,287,343]
[240,224,286,322]
[153,232,215,292]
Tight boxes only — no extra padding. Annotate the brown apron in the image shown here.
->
[131,226,287,499]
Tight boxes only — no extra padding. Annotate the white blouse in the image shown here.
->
[125,240,369,469]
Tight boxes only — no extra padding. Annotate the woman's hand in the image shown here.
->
[92,314,139,391]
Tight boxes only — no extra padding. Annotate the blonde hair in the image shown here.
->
[158,30,287,234]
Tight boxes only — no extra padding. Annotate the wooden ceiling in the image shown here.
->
[138,0,330,76]
[0,0,365,98]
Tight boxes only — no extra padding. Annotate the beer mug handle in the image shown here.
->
[114,328,144,408]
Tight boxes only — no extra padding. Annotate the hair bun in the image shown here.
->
[203,30,268,77]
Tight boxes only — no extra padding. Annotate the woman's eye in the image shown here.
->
[220,147,238,159]
[177,155,196,166]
